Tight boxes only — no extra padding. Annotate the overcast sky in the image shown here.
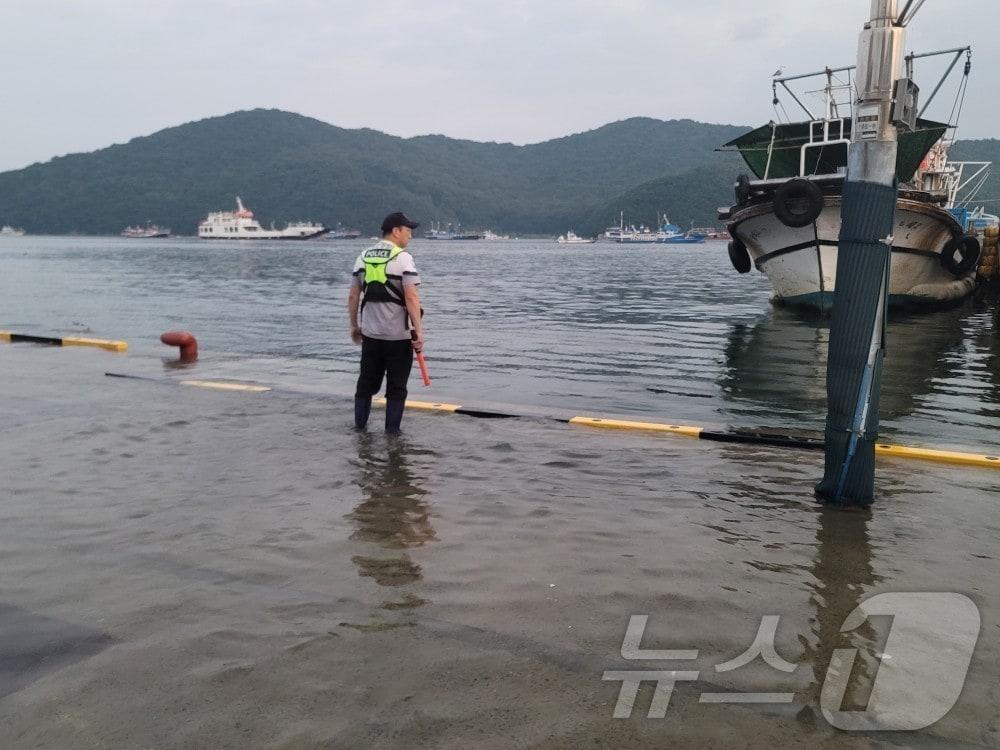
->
[1,0,995,172]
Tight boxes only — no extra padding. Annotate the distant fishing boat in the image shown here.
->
[198,197,327,240]
[0,225,26,237]
[557,231,595,244]
[326,223,362,239]
[121,223,170,239]
[451,229,484,240]
[691,226,731,241]
[423,221,484,240]
[718,44,989,309]
[602,214,659,243]
[601,212,704,243]
[424,222,453,240]
[656,217,705,244]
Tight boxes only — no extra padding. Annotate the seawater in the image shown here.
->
[4,235,1000,444]
[0,235,998,748]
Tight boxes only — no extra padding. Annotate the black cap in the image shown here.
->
[381,212,420,234]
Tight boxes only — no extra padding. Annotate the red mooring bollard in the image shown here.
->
[160,330,198,362]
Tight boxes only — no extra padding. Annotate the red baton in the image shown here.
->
[411,331,431,386]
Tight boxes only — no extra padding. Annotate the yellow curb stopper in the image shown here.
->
[875,443,1000,470]
[373,397,460,413]
[1,331,127,351]
[62,336,128,352]
[569,416,703,438]
[180,380,271,392]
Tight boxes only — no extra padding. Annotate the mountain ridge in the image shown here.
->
[1,109,996,236]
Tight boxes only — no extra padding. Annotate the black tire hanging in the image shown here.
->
[773,178,824,228]
[940,235,981,276]
[728,237,752,274]
[735,174,752,206]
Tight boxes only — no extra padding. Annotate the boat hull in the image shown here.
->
[729,196,973,310]
[199,229,329,240]
[657,237,705,244]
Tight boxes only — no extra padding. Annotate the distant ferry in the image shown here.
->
[198,197,327,240]
[0,225,26,237]
[121,223,170,239]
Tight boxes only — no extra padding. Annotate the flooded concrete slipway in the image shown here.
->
[1,237,998,748]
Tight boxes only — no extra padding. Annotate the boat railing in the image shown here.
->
[943,161,992,208]
[800,116,851,177]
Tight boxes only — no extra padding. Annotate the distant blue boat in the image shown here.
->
[657,220,706,244]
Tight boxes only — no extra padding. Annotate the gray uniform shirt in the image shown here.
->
[352,240,421,341]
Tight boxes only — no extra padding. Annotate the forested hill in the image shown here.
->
[0,109,747,235]
[1,110,996,236]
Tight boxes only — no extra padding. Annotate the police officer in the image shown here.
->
[348,212,424,433]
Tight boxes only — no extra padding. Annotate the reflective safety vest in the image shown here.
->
[360,244,406,309]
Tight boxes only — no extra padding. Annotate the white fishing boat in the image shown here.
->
[603,212,653,242]
[424,222,454,240]
[557,231,595,244]
[718,44,988,310]
[0,225,25,237]
[121,223,170,238]
[326,223,362,239]
[423,221,484,240]
[198,197,327,240]
[602,217,659,243]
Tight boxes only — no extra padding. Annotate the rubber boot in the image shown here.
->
[385,399,406,434]
[354,396,372,430]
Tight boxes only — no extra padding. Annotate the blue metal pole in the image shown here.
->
[816,0,905,506]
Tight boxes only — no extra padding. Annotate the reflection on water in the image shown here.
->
[719,300,999,445]
[347,434,436,593]
[802,507,880,713]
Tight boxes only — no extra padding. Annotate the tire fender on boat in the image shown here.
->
[728,237,752,274]
[773,179,824,229]
[941,235,981,277]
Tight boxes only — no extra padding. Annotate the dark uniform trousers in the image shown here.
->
[356,336,414,402]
